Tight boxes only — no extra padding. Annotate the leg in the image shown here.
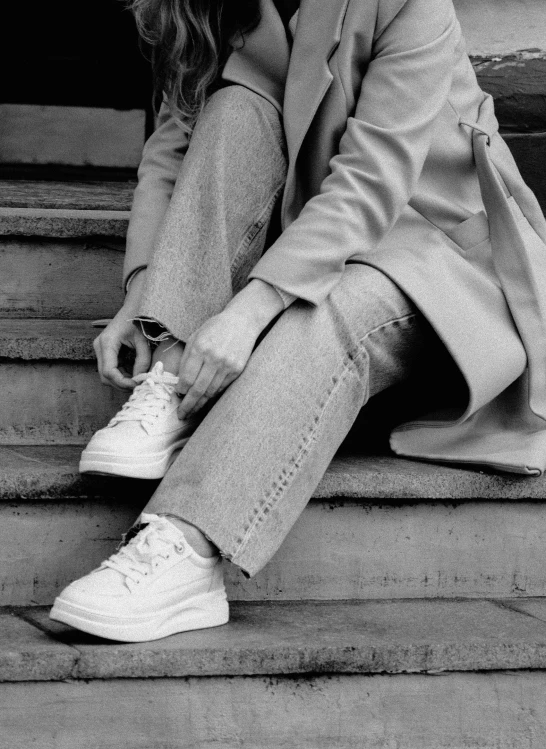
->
[138,84,288,343]
[144,264,445,576]
[138,84,288,550]
[78,85,287,480]
[55,267,440,641]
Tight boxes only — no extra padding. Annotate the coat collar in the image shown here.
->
[223,0,350,162]
[222,0,291,113]
[283,0,351,164]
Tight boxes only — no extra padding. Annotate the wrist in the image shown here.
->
[123,269,147,308]
[225,279,285,332]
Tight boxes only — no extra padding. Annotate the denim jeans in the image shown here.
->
[138,85,444,576]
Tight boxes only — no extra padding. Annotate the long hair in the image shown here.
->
[127,0,260,134]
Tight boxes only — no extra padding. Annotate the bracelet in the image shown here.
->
[124,266,148,294]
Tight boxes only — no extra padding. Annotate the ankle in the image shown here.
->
[151,339,185,377]
[162,515,218,558]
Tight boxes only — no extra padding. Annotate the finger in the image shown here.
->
[132,334,152,379]
[93,337,104,379]
[101,338,135,390]
[183,368,227,415]
[177,342,205,396]
[183,368,240,416]
[178,362,217,419]
[218,369,242,392]
[191,394,210,414]
[205,367,230,399]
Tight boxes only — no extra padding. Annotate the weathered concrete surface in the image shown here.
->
[3,600,546,745]
[3,671,546,749]
[2,670,546,749]
[0,610,76,682]
[11,599,546,679]
[0,180,135,212]
[0,207,129,237]
[0,446,149,500]
[501,597,546,624]
[3,446,546,502]
[4,493,546,604]
[0,320,98,359]
[0,237,124,318]
[228,499,546,601]
[455,0,545,56]
[0,104,144,169]
[2,447,546,604]
[0,501,138,605]
[474,52,546,132]
[0,361,126,443]
[5,671,546,749]
[318,453,546,499]
[3,447,546,602]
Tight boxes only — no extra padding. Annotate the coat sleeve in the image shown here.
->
[249,0,460,304]
[122,102,190,288]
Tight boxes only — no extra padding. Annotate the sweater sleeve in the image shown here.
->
[122,102,190,288]
[249,0,459,305]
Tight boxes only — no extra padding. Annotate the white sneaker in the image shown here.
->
[80,362,198,479]
[50,513,229,642]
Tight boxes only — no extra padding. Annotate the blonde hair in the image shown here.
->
[127,0,260,134]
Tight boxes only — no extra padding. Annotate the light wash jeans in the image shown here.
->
[138,86,445,576]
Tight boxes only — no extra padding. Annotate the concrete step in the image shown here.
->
[456,0,545,59]
[2,445,546,605]
[0,321,126,443]
[0,180,135,211]
[2,599,546,747]
[0,181,125,238]
[0,236,124,319]
[0,181,131,238]
[0,206,129,238]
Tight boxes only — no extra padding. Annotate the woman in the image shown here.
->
[50,0,546,641]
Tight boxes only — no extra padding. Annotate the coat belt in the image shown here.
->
[460,94,546,421]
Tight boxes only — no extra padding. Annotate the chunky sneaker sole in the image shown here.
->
[50,588,229,642]
[79,438,190,479]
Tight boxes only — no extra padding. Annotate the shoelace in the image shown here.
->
[103,521,186,586]
[109,368,179,427]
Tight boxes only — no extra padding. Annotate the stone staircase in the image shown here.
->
[3,186,546,749]
[2,3,546,745]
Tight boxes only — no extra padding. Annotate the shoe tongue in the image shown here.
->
[139,513,185,544]
[145,362,179,388]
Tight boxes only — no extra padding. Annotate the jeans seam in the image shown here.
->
[356,312,416,348]
[231,183,285,278]
[233,310,418,558]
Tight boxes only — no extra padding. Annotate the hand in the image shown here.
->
[176,279,286,418]
[94,272,152,390]
[176,309,260,418]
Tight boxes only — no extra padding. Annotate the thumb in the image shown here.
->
[132,335,152,378]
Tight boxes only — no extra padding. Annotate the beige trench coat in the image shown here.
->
[124,0,546,476]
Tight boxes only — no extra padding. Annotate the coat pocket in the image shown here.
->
[443,209,498,285]
[444,210,490,252]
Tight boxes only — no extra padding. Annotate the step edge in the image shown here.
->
[0,319,99,360]
[1,453,546,502]
[0,207,130,220]
[0,207,129,238]
[3,599,546,682]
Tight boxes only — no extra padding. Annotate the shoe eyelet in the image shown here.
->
[175,543,186,554]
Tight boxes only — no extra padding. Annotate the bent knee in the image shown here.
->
[200,86,284,143]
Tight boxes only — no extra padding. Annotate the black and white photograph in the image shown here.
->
[1,0,546,746]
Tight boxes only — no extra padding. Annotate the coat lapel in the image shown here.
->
[283,0,351,166]
[222,0,291,113]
